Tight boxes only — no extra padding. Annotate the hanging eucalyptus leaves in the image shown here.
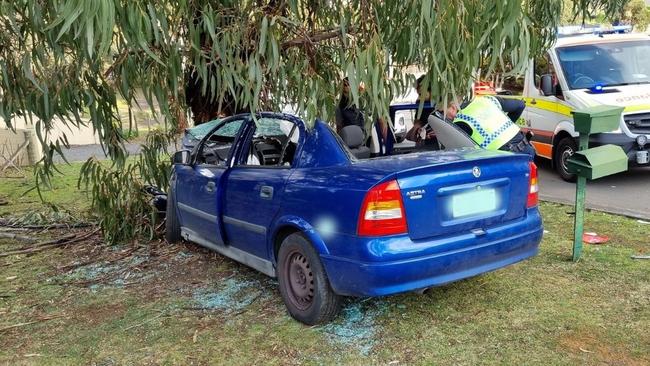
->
[0,0,629,243]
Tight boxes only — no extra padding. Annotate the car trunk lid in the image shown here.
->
[354,149,532,240]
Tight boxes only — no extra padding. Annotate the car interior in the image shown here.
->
[359,112,477,159]
[197,134,236,166]
[339,125,371,159]
[243,119,300,167]
[194,118,300,167]
[195,114,476,166]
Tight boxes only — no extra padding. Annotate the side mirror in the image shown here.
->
[172,150,191,165]
[540,74,554,96]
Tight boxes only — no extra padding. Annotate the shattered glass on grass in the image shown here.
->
[319,299,389,356]
[174,251,193,261]
[55,255,152,291]
[192,275,275,314]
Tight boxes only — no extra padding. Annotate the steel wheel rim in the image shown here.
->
[561,146,574,173]
[284,251,315,311]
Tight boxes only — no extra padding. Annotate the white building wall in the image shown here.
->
[1,116,100,166]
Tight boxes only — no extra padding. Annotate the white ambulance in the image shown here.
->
[511,26,650,181]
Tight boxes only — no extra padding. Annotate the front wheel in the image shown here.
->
[554,137,578,182]
[277,233,341,325]
[165,185,182,243]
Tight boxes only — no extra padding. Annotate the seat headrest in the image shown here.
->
[339,125,365,148]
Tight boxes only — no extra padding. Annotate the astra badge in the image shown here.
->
[407,189,426,200]
[472,166,481,178]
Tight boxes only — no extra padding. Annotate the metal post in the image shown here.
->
[572,134,590,261]
[572,175,586,261]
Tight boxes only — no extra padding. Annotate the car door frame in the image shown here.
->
[174,115,250,248]
[222,113,306,266]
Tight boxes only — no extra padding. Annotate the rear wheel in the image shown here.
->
[165,186,182,243]
[277,233,341,325]
[554,137,578,182]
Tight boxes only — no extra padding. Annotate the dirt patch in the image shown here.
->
[559,330,649,366]
[73,302,128,326]
[50,238,216,293]
[43,235,286,320]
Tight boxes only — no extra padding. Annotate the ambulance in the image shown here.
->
[510,26,650,181]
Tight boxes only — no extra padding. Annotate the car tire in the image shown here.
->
[277,233,341,325]
[165,185,182,244]
[554,137,578,182]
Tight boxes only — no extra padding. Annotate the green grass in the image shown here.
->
[0,163,89,219]
[0,171,648,365]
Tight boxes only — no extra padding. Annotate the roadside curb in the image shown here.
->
[540,195,650,221]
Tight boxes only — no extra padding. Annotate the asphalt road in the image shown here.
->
[52,143,142,163]
[536,158,650,220]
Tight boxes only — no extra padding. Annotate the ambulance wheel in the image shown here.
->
[555,137,578,182]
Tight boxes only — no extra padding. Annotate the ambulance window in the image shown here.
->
[502,75,525,94]
[533,53,561,98]
[534,53,553,88]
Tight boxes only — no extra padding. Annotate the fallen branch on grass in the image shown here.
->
[155,220,166,233]
[17,223,95,230]
[0,227,30,232]
[0,232,38,243]
[0,228,99,258]
[0,315,64,333]
[0,219,95,230]
[630,255,650,260]
[14,234,77,252]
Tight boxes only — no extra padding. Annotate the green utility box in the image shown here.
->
[573,105,624,135]
[569,105,627,262]
[567,144,628,180]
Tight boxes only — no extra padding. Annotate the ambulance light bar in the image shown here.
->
[557,25,632,38]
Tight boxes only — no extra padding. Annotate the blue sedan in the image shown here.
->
[167,111,543,324]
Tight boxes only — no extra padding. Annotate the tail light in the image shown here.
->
[358,180,408,236]
[527,162,539,208]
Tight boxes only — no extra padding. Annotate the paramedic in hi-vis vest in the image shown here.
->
[443,96,536,158]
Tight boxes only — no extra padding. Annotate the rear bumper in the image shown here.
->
[321,209,542,297]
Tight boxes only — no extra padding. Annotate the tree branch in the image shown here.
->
[281,27,354,50]
[103,49,130,78]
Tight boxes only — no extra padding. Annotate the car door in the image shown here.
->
[222,116,303,260]
[175,118,246,246]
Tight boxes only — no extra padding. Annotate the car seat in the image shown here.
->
[254,141,282,165]
[339,125,371,159]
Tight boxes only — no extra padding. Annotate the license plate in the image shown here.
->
[451,188,497,218]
